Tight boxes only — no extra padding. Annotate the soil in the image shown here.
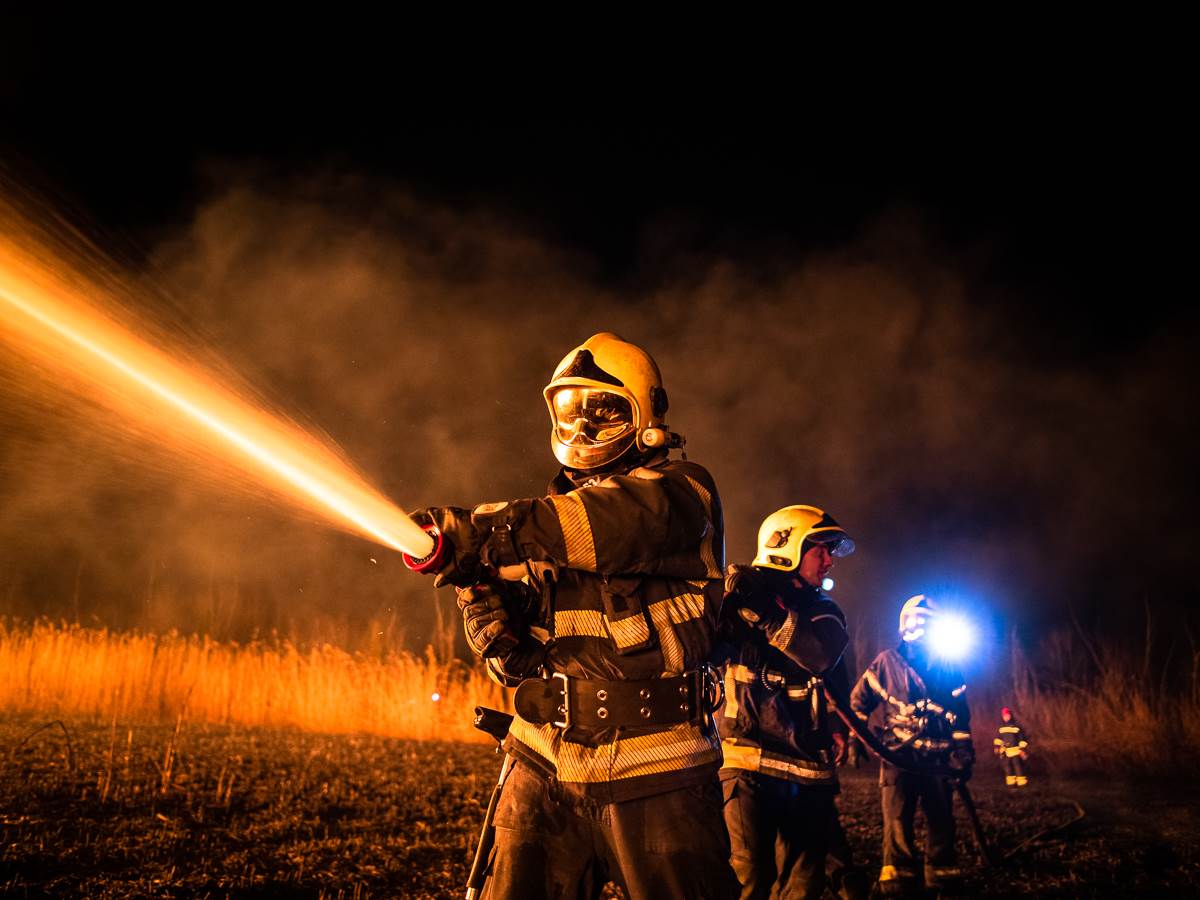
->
[1,716,1197,898]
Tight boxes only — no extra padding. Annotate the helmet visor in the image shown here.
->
[818,533,855,558]
[548,387,637,469]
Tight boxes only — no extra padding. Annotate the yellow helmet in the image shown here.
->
[751,505,855,572]
[543,332,678,470]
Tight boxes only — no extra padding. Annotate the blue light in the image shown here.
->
[927,614,975,660]
[822,577,835,592]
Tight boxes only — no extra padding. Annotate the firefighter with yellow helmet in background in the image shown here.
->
[850,595,975,896]
[410,333,738,899]
[714,505,865,899]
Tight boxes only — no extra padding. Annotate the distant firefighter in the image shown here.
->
[713,505,856,899]
[850,595,975,896]
[994,707,1030,787]
[412,333,738,899]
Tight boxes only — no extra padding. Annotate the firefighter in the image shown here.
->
[412,333,738,900]
[850,595,975,896]
[994,707,1030,787]
[713,505,856,899]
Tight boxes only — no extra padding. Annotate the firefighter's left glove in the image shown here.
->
[724,565,787,633]
[456,583,519,659]
[411,506,486,589]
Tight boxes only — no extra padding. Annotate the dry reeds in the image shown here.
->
[1005,619,1200,771]
[0,620,506,743]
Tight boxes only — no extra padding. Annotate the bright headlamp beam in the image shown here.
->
[926,614,975,661]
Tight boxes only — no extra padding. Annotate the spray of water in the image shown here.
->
[0,193,434,558]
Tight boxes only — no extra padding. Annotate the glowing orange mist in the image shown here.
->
[0,202,435,559]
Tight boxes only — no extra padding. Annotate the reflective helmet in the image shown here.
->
[543,333,674,470]
[899,594,939,642]
[751,505,855,573]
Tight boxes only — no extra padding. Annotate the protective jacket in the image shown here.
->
[849,643,973,781]
[713,569,849,786]
[475,451,726,803]
[994,718,1029,757]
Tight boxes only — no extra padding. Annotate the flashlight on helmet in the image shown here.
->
[899,594,976,660]
[925,613,975,660]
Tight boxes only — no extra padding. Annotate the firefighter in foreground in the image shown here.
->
[994,707,1030,787]
[413,333,738,899]
[850,595,975,895]
[714,505,856,899]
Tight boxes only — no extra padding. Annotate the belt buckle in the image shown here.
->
[551,671,571,730]
[700,663,724,713]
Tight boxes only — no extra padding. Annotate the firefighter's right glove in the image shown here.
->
[724,565,787,633]
[411,506,485,589]
[456,583,518,659]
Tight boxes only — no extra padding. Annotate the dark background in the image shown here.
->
[1,38,1195,668]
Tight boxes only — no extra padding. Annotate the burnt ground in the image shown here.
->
[1,716,1197,898]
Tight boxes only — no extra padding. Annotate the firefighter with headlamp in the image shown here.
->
[850,595,975,896]
[714,505,864,899]
[410,332,737,899]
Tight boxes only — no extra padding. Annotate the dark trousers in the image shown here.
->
[721,770,835,900]
[484,760,739,900]
[1002,754,1027,780]
[880,772,957,881]
[826,807,870,900]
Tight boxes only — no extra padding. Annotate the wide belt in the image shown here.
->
[514,669,715,733]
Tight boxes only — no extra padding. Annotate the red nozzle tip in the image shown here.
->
[403,525,446,574]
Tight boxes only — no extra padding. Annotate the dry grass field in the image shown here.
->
[2,715,1198,898]
[0,621,506,744]
[2,622,1199,897]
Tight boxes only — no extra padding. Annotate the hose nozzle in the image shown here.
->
[402,524,447,574]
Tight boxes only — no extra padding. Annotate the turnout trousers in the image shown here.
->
[879,771,958,890]
[721,769,836,900]
[483,759,739,900]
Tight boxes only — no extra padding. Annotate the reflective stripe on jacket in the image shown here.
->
[994,719,1029,757]
[480,454,726,802]
[713,575,848,786]
[849,645,972,776]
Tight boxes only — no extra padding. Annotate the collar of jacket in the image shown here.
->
[551,449,671,493]
[760,571,828,614]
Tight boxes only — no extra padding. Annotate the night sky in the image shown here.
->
[1,48,1196,662]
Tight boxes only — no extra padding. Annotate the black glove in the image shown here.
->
[950,744,976,782]
[723,564,787,633]
[411,507,485,588]
[456,582,518,659]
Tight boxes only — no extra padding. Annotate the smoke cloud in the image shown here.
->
[1,169,1194,653]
